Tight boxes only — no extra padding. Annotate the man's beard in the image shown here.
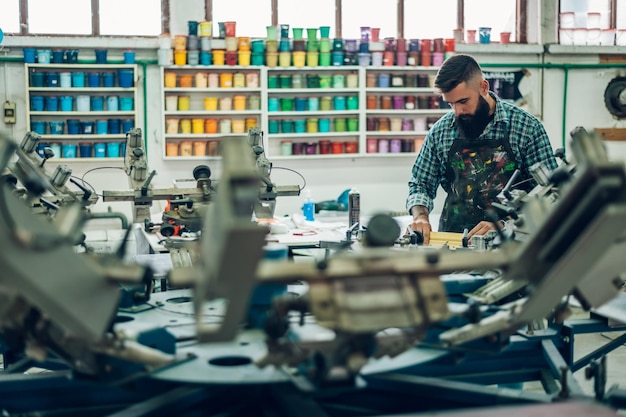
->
[456,95,491,140]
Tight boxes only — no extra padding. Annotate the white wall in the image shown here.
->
[2,1,626,227]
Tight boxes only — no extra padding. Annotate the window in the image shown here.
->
[28,0,92,35]
[213,0,271,38]
[404,0,458,40]
[276,0,335,38]
[343,0,397,40]
[464,0,517,42]
[0,0,20,34]
[100,0,162,36]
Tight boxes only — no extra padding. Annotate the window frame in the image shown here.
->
[7,0,528,41]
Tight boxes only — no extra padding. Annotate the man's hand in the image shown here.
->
[407,217,432,245]
[467,220,496,242]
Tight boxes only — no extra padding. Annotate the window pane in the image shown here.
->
[0,0,20,34]
[213,0,272,38]
[561,0,610,28]
[465,0,516,42]
[28,0,91,35]
[101,0,162,36]
[405,0,457,40]
[343,0,397,40]
[277,0,335,38]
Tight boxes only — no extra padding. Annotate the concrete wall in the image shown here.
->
[1,1,625,225]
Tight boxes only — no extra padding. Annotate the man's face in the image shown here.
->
[442,80,492,140]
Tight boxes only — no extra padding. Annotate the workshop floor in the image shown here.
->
[525,304,626,397]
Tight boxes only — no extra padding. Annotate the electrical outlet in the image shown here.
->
[3,101,16,124]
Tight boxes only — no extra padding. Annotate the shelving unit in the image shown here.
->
[161,65,263,158]
[159,65,447,160]
[25,63,139,161]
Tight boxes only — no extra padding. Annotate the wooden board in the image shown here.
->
[595,128,626,141]
[429,231,464,248]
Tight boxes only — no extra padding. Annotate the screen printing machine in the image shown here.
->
[1,125,626,416]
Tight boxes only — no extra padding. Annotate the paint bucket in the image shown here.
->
[91,96,104,111]
[62,143,77,158]
[30,71,45,87]
[205,119,217,133]
[334,118,346,132]
[176,74,191,88]
[320,96,332,111]
[233,73,245,87]
[192,118,205,134]
[59,72,72,88]
[119,97,134,111]
[187,50,200,65]
[347,118,358,131]
[280,97,294,111]
[30,96,45,111]
[245,117,257,130]
[318,118,331,132]
[319,53,331,66]
[96,120,108,134]
[281,119,294,133]
[108,119,121,134]
[102,72,115,87]
[358,53,370,66]
[79,143,93,157]
[173,35,187,50]
[107,142,121,157]
[23,48,36,63]
[177,95,190,111]
[48,49,62,63]
[180,140,193,156]
[307,97,319,111]
[212,50,225,65]
[306,118,318,133]
[238,51,251,66]
[37,50,52,64]
[46,72,60,87]
[268,119,279,134]
[67,119,80,135]
[220,72,233,88]
[292,51,306,67]
[294,97,307,111]
[204,97,218,111]
[94,143,107,158]
[268,97,279,112]
[233,95,246,110]
[118,70,134,88]
[266,26,278,40]
[49,121,65,135]
[232,119,245,133]
[265,52,278,67]
[31,121,46,135]
[72,72,86,87]
[60,96,73,111]
[123,50,136,64]
[333,96,346,110]
[122,119,134,133]
[166,142,179,156]
[165,118,179,134]
[199,21,212,37]
[195,72,208,88]
[107,96,119,111]
[306,52,319,66]
[280,74,292,88]
[219,97,232,110]
[80,121,95,134]
[76,95,90,112]
[347,95,358,110]
[293,119,306,133]
[87,72,101,87]
[193,141,206,156]
[95,49,108,64]
[219,119,232,133]
[199,51,212,65]
[279,52,291,67]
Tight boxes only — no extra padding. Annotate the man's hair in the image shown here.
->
[434,54,483,93]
